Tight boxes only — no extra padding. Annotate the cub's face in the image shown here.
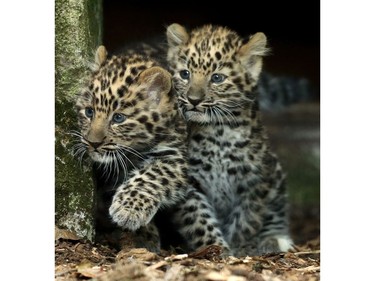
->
[75,47,175,165]
[166,24,268,124]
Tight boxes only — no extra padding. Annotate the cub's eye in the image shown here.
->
[179,70,190,80]
[211,73,226,84]
[85,107,94,118]
[112,113,126,124]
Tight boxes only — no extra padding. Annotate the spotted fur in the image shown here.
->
[74,46,229,253]
[166,24,294,256]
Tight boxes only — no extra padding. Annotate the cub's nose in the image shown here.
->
[87,141,103,149]
[188,97,203,106]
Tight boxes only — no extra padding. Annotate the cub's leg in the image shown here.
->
[257,180,294,254]
[109,162,185,231]
[109,180,161,231]
[171,187,231,255]
[221,183,267,255]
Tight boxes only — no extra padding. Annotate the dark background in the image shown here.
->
[103,0,320,100]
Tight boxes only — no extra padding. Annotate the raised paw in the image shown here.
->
[109,191,159,231]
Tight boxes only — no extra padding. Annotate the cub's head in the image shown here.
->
[166,24,268,124]
[75,46,176,164]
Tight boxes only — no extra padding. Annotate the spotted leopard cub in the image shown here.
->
[75,46,229,254]
[166,24,294,256]
[75,46,192,252]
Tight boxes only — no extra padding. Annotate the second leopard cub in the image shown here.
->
[166,23,294,256]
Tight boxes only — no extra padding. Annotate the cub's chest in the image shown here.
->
[189,127,248,164]
[189,127,252,184]
[188,127,255,213]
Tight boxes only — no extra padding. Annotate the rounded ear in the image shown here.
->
[95,45,107,66]
[239,32,268,58]
[238,32,269,80]
[138,66,172,104]
[166,23,189,47]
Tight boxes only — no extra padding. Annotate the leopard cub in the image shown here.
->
[166,23,294,256]
[74,46,229,254]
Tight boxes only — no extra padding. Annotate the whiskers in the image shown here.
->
[68,130,146,188]
[216,100,247,109]
[178,95,244,126]
[96,150,125,188]
[177,97,188,121]
[206,104,239,126]
[93,145,145,186]
[68,130,89,166]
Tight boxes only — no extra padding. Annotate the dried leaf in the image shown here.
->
[242,256,254,264]
[189,245,223,259]
[165,253,188,261]
[77,265,106,278]
[226,256,243,265]
[95,261,148,281]
[147,260,168,270]
[116,248,159,262]
[295,266,320,272]
[75,259,107,278]
[55,226,80,241]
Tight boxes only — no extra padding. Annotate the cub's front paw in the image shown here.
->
[109,193,159,231]
[258,235,294,255]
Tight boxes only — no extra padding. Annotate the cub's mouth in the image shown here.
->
[178,98,212,123]
[183,109,211,124]
[184,106,204,117]
[187,107,202,113]
[88,149,106,162]
[183,102,206,113]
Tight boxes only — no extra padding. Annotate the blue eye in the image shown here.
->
[179,70,190,80]
[112,113,126,124]
[211,73,225,83]
[85,107,94,118]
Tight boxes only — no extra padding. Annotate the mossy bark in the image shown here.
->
[55,0,102,241]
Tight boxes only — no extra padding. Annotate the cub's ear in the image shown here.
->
[138,66,172,104]
[166,23,189,47]
[95,45,107,66]
[90,45,107,72]
[238,32,269,80]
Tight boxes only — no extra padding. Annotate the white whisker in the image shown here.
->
[116,151,128,180]
[117,145,145,161]
[215,105,239,126]
[117,149,137,170]
[213,107,225,127]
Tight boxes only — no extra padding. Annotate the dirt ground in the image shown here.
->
[55,203,320,281]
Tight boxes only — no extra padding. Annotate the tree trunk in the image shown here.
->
[55,0,102,241]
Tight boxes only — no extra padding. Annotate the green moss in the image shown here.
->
[55,102,94,240]
[55,0,102,241]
